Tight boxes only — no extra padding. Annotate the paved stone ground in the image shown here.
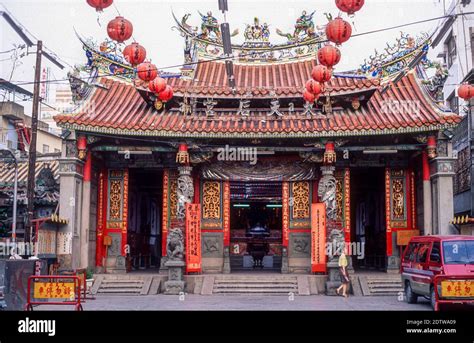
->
[36,294,432,311]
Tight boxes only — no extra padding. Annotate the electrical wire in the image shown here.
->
[3,11,473,88]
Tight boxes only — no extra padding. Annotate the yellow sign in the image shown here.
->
[441,280,474,298]
[396,230,420,246]
[33,282,76,300]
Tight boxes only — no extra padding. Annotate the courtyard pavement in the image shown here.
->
[36,294,432,311]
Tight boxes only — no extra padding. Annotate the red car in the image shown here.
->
[401,235,474,309]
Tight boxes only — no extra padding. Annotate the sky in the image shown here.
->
[0,0,450,112]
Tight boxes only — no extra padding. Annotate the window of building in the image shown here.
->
[454,147,470,194]
[446,33,457,68]
[42,144,49,153]
[447,92,459,114]
[54,148,60,153]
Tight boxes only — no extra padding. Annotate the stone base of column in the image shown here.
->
[104,256,127,274]
[281,247,289,274]
[160,256,168,271]
[223,246,231,274]
[386,256,400,273]
[164,260,186,294]
[325,261,341,295]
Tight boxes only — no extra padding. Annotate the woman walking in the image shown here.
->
[336,251,350,298]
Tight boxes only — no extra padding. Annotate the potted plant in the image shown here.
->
[86,268,94,293]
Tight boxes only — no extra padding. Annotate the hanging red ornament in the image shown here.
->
[176,143,190,164]
[107,16,133,43]
[335,0,365,16]
[87,0,113,12]
[311,65,332,83]
[426,136,437,159]
[323,141,336,164]
[458,83,474,100]
[305,79,324,95]
[149,77,167,93]
[158,85,174,102]
[317,45,341,69]
[326,17,352,45]
[303,90,317,103]
[137,62,158,82]
[123,43,146,66]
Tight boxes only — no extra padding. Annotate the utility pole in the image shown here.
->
[25,40,42,243]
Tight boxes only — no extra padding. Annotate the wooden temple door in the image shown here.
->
[96,169,129,271]
[385,168,417,268]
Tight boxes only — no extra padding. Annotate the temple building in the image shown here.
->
[53,11,460,286]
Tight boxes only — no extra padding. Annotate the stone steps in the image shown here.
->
[212,275,299,295]
[213,288,297,294]
[92,275,153,296]
[359,274,403,296]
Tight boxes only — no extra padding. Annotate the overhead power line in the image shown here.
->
[3,11,473,89]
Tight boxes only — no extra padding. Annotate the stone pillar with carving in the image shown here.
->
[429,137,456,235]
[319,142,345,295]
[164,144,193,294]
[77,135,93,269]
[58,132,85,270]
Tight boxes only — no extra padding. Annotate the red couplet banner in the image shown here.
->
[185,203,202,273]
[311,203,327,273]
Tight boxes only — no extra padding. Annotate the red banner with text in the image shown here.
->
[186,203,202,273]
[311,203,327,273]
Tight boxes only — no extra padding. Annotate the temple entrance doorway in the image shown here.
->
[351,168,387,271]
[229,182,283,272]
[126,169,163,272]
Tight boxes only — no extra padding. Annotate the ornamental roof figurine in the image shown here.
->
[244,17,271,46]
[276,10,320,43]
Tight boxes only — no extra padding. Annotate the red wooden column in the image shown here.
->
[83,151,92,182]
[95,168,107,267]
[422,150,433,234]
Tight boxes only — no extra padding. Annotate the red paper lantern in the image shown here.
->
[335,0,365,16]
[458,84,474,100]
[326,17,352,45]
[158,85,174,102]
[303,90,317,103]
[137,62,158,82]
[324,141,336,164]
[176,143,189,164]
[426,135,437,159]
[123,43,146,66]
[318,45,341,69]
[305,79,324,95]
[77,136,87,150]
[87,0,113,12]
[149,77,167,93]
[311,65,332,83]
[107,16,133,43]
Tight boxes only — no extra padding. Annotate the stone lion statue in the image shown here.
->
[167,228,184,261]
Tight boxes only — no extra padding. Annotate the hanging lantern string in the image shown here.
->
[8,12,473,88]
[113,2,122,16]
[112,1,137,43]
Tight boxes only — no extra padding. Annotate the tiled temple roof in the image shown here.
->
[55,69,459,138]
[163,60,380,98]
